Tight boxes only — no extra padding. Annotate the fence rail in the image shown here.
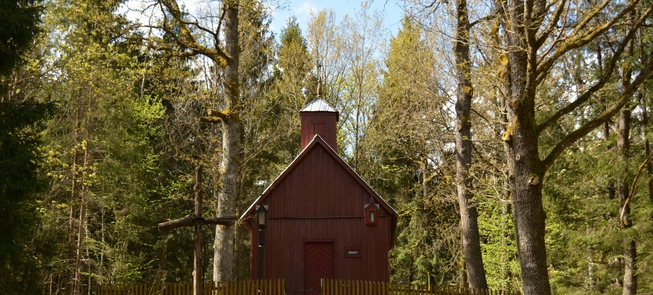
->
[321,279,519,295]
[94,279,285,295]
[94,279,517,295]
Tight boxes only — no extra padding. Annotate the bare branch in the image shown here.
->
[535,0,568,51]
[541,53,653,172]
[536,0,643,82]
[620,152,653,227]
[151,0,230,66]
[158,215,236,233]
[536,22,637,134]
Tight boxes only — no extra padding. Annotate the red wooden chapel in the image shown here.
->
[239,98,398,293]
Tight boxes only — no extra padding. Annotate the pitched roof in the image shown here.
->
[240,134,397,226]
[300,98,338,113]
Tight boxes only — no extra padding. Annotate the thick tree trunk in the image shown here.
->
[505,122,550,295]
[213,0,240,283]
[493,0,653,292]
[454,0,487,289]
[501,0,552,292]
[213,121,239,282]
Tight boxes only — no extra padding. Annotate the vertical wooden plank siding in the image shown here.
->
[300,112,338,150]
[248,143,394,282]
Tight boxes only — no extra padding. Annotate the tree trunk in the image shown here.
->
[73,137,89,295]
[606,120,616,199]
[587,235,596,291]
[643,98,653,203]
[68,110,80,295]
[194,167,203,295]
[505,120,550,295]
[502,0,551,292]
[493,0,653,292]
[618,109,637,295]
[620,5,637,289]
[623,239,637,295]
[213,0,240,283]
[454,0,487,289]
[213,120,239,282]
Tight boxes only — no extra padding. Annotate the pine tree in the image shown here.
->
[363,17,459,286]
[0,1,54,293]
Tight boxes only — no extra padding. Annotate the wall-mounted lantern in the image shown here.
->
[256,205,268,229]
[256,204,268,279]
[364,198,379,227]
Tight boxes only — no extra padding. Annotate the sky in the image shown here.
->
[121,0,406,40]
[267,0,406,38]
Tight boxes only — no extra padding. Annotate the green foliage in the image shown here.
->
[0,102,53,294]
[360,16,460,287]
[28,0,205,292]
[5,0,653,294]
[540,123,653,293]
[477,196,519,290]
[0,0,42,76]
[0,1,53,293]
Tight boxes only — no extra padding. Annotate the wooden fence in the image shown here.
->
[94,279,285,295]
[321,279,519,295]
[94,279,517,295]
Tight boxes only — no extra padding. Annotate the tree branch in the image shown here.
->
[620,152,653,227]
[535,0,566,49]
[158,215,236,233]
[152,0,230,66]
[536,23,635,134]
[536,0,642,83]
[200,109,232,123]
[541,53,653,172]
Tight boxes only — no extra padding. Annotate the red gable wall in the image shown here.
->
[246,140,393,284]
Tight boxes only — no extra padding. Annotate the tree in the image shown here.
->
[31,1,191,294]
[453,0,488,289]
[0,102,52,294]
[144,0,242,281]
[338,2,385,167]
[242,16,310,194]
[491,0,653,293]
[0,1,53,293]
[235,0,278,278]
[0,0,41,76]
[306,9,348,148]
[363,16,460,286]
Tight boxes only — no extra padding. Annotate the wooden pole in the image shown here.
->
[194,166,203,295]
[156,165,236,295]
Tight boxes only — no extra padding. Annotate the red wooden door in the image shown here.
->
[304,242,334,294]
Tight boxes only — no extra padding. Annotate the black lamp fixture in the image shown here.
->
[256,204,268,279]
[256,205,268,229]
